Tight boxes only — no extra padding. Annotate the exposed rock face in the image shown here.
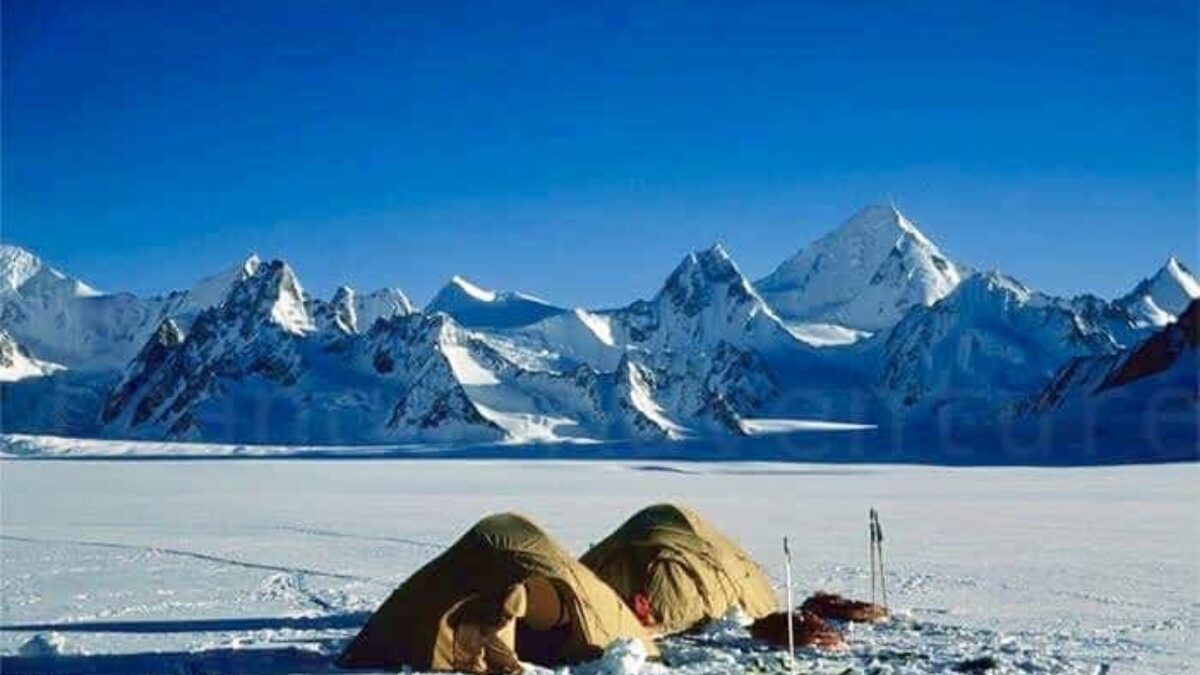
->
[1030,300,1199,415]
[98,262,313,439]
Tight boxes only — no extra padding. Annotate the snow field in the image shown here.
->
[1,458,1195,673]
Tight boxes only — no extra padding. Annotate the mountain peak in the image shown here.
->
[0,244,100,297]
[949,270,1033,306]
[445,275,497,303]
[170,254,264,322]
[1115,255,1200,327]
[217,259,313,335]
[643,245,790,347]
[0,244,43,293]
[756,205,962,330]
[242,254,263,276]
[660,245,748,301]
[846,202,902,222]
[264,261,312,334]
[1159,256,1195,286]
[835,203,936,250]
[701,242,732,260]
[327,285,414,333]
[428,276,562,329]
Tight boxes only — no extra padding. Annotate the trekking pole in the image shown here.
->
[868,508,877,604]
[873,510,889,611]
[783,536,796,675]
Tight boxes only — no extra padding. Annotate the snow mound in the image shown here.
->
[578,637,666,675]
[697,607,755,637]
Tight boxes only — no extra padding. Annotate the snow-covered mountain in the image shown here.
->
[426,275,565,329]
[602,244,803,434]
[1030,300,1198,416]
[612,244,796,354]
[1,244,83,294]
[0,330,63,382]
[1113,257,1199,328]
[99,261,317,439]
[0,245,157,371]
[1,210,1193,452]
[757,205,965,331]
[94,256,696,443]
[876,271,1119,419]
[88,246,817,443]
[158,255,264,328]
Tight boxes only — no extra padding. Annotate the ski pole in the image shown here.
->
[874,510,889,611]
[784,536,796,675]
[868,508,877,604]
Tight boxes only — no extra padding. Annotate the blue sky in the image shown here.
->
[3,0,1195,307]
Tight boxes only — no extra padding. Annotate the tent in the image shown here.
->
[338,512,659,671]
[580,503,778,634]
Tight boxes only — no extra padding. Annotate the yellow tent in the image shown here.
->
[339,513,658,670]
[581,503,778,634]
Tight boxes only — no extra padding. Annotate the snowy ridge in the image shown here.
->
[603,244,809,434]
[364,313,684,442]
[1114,257,1200,328]
[1,244,51,293]
[158,255,262,327]
[353,287,415,330]
[86,245,826,443]
[757,205,964,330]
[0,330,64,382]
[1029,299,1198,415]
[1,207,1195,448]
[426,275,565,328]
[877,271,1120,418]
[488,308,623,373]
[0,246,157,370]
[310,285,413,336]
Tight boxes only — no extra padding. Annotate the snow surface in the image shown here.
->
[740,419,876,434]
[784,322,872,347]
[1,456,1194,674]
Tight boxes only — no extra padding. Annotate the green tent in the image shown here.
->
[581,503,779,634]
[339,512,658,670]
